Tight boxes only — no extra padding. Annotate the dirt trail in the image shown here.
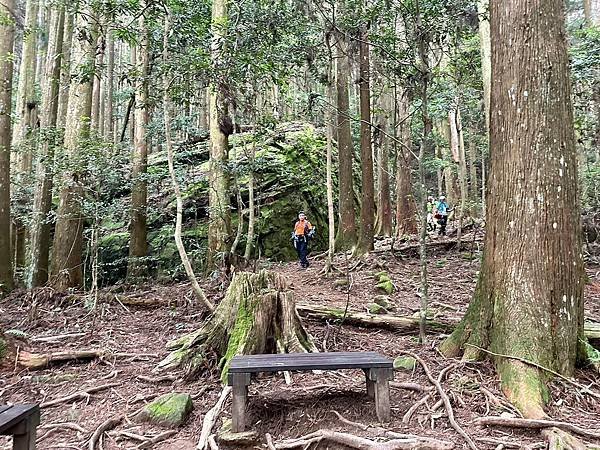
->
[1,248,599,449]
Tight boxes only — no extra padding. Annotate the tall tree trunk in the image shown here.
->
[441,0,585,420]
[57,13,73,128]
[324,33,336,272]
[374,86,393,237]
[468,139,478,206]
[415,0,431,343]
[91,29,104,133]
[450,105,468,219]
[206,0,232,271]
[356,25,375,255]
[13,0,39,157]
[104,29,115,142]
[243,141,256,261]
[0,0,16,292]
[127,12,150,278]
[49,10,95,290]
[478,0,491,216]
[334,28,357,249]
[27,7,65,288]
[584,0,600,25]
[12,0,39,276]
[395,88,417,237]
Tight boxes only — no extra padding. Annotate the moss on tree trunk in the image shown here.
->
[159,270,317,381]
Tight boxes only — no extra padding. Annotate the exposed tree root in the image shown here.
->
[159,270,317,380]
[272,429,455,449]
[400,352,478,450]
[476,416,600,441]
[332,411,454,449]
[40,383,120,408]
[542,428,588,450]
[198,386,232,450]
[89,416,123,450]
[137,430,178,449]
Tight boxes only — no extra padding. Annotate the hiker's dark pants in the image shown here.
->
[296,237,309,267]
[438,215,448,235]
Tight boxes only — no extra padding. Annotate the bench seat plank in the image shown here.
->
[229,352,392,373]
[0,405,39,435]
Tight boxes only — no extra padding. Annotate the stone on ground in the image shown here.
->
[136,392,193,428]
[394,356,417,371]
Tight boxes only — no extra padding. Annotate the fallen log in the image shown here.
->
[296,305,600,344]
[296,304,454,334]
[18,350,158,370]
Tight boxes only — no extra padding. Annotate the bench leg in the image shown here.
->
[369,368,393,423]
[12,419,38,450]
[363,369,374,398]
[231,373,251,433]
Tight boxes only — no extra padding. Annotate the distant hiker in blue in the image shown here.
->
[434,196,451,236]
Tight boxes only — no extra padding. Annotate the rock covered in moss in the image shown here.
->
[333,278,349,288]
[374,295,391,309]
[376,280,395,295]
[368,303,387,315]
[374,271,391,282]
[136,393,193,428]
[218,419,259,445]
[394,356,416,371]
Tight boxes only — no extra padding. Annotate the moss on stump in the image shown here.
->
[136,393,193,428]
[159,270,317,381]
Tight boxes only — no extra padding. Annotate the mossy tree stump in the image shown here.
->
[159,270,317,380]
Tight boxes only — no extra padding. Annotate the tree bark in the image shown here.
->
[27,6,65,288]
[394,87,417,237]
[127,11,150,279]
[206,0,232,271]
[243,141,256,261]
[49,10,95,290]
[91,30,104,133]
[356,25,375,255]
[478,0,490,216]
[334,26,357,249]
[0,0,16,292]
[104,29,115,142]
[57,13,73,129]
[12,0,39,275]
[374,86,393,238]
[441,0,585,419]
[13,0,39,162]
[159,270,317,380]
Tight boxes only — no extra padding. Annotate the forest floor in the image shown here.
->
[1,233,600,449]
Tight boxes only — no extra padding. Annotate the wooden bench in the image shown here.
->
[227,352,393,432]
[0,405,40,450]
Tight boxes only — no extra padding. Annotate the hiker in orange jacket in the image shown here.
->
[291,211,315,268]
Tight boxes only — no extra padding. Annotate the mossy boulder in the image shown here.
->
[136,393,193,428]
[394,356,417,371]
[374,271,391,282]
[368,303,387,315]
[91,123,333,286]
[374,295,391,309]
[376,280,395,295]
[334,278,349,288]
